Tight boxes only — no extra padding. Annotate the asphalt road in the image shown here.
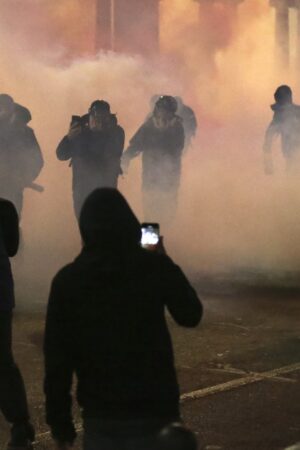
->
[1,287,300,450]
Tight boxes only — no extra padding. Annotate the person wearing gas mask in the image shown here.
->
[122,96,185,224]
[146,95,197,153]
[263,85,300,175]
[0,94,43,218]
[56,100,125,219]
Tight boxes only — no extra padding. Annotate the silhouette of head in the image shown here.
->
[79,188,141,249]
[150,94,161,109]
[274,85,292,105]
[89,100,111,115]
[88,100,111,130]
[0,94,14,121]
[14,104,32,126]
[155,96,178,114]
[157,423,198,450]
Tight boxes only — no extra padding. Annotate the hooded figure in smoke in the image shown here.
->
[263,85,300,174]
[0,94,43,218]
[44,188,202,450]
[122,95,185,224]
[0,198,35,450]
[56,100,125,219]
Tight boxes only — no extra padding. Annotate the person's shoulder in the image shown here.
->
[116,123,125,135]
[51,263,76,287]
[182,105,195,115]
[25,125,34,132]
[141,118,153,130]
[292,104,300,114]
[15,124,36,138]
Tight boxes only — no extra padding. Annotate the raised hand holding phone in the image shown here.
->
[140,223,166,254]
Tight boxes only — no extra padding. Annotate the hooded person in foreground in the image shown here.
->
[0,198,35,450]
[44,188,202,450]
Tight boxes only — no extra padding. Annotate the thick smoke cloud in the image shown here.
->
[0,6,180,303]
[1,0,300,304]
[161,0,300,275]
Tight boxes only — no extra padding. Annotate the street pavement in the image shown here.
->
[0,286,300,450]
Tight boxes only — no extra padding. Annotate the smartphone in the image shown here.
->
[70,114,89,128]
[141,223,160,248]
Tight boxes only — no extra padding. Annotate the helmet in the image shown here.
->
[274,85,292,105]
[0,94,14,109]
[89,100,110,114]
[155,96,178,114]
[0,94,14,119]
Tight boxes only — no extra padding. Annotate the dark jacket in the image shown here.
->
[177,104,197,149]
[56,116,125,200]
[0,198,19,311]
[124,116,185,191]
[264,102,300,157]
[44,188,202,444]
[0,117,43,192]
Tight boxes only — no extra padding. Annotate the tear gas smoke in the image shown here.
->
[1,0,300,305]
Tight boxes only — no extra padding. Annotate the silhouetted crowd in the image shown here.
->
[0,92,200,449]
[1,85,300,450]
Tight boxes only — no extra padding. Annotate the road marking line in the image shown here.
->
[180,362,300,402]
[36,425,83,442]
[34,362,300,442]
[204,367,297,383]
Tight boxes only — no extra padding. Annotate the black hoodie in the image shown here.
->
[44,188,202,444]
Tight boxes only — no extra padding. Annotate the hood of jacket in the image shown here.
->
[79,188,141,252]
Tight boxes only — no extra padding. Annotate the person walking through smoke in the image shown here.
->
[0,198,35,450]
[0,94,44,218]
[56,100,125,219]
[122,95,185,224]
[263,85,300,175]
[44,188,202,450]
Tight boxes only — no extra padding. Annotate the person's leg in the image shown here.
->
[83,419,158,450]
[123,434,157,450]
[83,420,116,450]
[83,429,156,450]
[0,311,34,448]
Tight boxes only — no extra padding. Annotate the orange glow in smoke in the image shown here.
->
[0,0,96,61]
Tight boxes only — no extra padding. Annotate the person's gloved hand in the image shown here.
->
[143,237,167,255]
[68,123,81,141]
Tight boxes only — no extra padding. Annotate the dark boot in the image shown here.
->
[7,422,35,450]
